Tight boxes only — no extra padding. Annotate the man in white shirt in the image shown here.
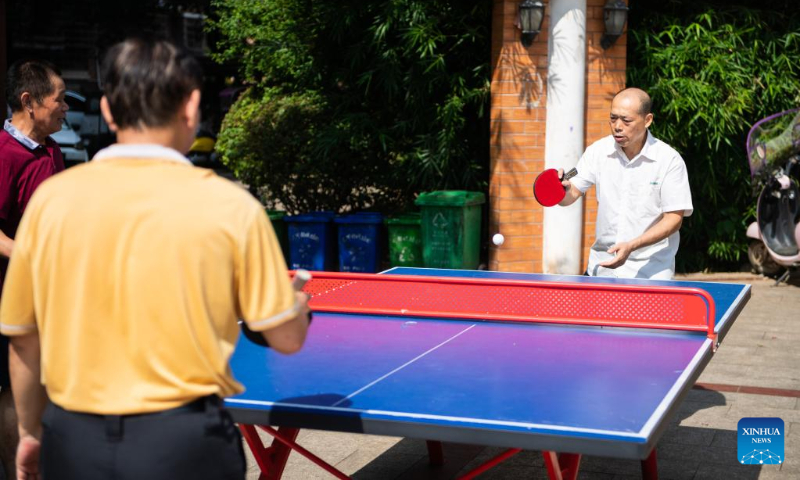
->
[558,88,693,280]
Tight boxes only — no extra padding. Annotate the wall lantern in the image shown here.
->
[519,0,545,47]
[601,0,629,49]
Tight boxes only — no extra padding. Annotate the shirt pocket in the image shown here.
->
[631,182,662,217]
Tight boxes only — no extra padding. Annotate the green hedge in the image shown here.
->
[627,1,800,272]
[210,0,492,213]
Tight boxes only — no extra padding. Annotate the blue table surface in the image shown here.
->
[227,268,750,447]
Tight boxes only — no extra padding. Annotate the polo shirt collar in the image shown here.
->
[92,144,192,166]
[3,119,41,150]
[611,130,658,164]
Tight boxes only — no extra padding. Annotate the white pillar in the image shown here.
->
[543,0,586,274]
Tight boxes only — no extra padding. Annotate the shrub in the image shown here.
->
[628,1,800,271]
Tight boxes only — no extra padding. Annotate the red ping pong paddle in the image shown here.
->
[533,168,578,207]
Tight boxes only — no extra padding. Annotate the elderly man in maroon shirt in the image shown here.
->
[0,59,66,479]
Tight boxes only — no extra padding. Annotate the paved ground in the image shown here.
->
[243,272,800,479]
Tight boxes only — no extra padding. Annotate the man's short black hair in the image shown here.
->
[639,95,653,116]
[101,38,203,130]
[6,59,62,112]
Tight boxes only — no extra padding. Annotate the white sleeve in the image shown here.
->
[661,155,694,217]
[570,146,598,193]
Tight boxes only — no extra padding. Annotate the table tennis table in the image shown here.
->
[226,267,751,479]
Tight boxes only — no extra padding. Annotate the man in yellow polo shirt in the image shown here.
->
[0,39,311,480]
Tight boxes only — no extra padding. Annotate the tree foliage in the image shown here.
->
[210,0,492,213]
[627,1,800,272]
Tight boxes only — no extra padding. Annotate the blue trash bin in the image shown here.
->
[334,212,384,273]
[286,211,337,271]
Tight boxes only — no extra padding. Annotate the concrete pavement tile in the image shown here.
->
[660,423,717,446]
[658,436,742,465]
[724,329,768,341]
[389,445,503,480]
[694,463,768,480]
[728,392,797,410]
[777,458,800,476]
[454,463,552,480]
[761,331,800,342]
[273,460,345,480]
[728,406,800,424]
[454,446,544,470]
[748,353,800,368]
[243,430,401,479]
[577,455,642,475]
[674,403,732,423]
[286,431,376,464]
[717,335,768,349]
[679,416,740,431]
[346,452,424,479]
[709,428,739,451]
[756,468,799,479]
[732,323,798,334]
[649,456,701,479]
[566,472,614,480]
[454,447,544,476]
[752,338,800,352]
[699,362,750,377]
[699,374,800,391]
[742,317,800,329]
[746,365,800,381]
[685,387,736,405]
[713,344,760,355]
[713,347,763,365]
[481,448,544,468]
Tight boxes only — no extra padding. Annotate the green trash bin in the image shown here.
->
[266,210,290,260]
[385,213,423,267]
[414,191,485,269]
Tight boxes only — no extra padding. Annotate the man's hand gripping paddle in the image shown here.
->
[240,269,312,347]
[533,168,578,207]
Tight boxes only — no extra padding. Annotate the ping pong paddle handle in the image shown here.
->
[240,270,313,347]
[292,269,312,290]
[562,168,578,182]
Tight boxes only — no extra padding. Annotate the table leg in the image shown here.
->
[641,449,659,480]
[239,424,299,480]
[426,440,445,466]
[542,451,581,480]
[254,424,351,479]
[457,448,522,480]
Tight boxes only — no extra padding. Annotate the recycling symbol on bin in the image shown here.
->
[432,212,448,229]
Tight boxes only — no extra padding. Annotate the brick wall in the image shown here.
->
[489,0,627,273]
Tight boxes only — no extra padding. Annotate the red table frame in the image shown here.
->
[240,423,659,480]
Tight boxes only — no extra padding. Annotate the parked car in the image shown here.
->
[65,91,87,134]
[64,90,113,156]
[51,119,89,167]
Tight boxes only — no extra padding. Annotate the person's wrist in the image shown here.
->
[18,426,42,442]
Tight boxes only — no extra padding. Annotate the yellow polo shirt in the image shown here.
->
[0,145,297,414]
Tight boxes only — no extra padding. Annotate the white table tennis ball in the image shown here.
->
[492,233,505,246]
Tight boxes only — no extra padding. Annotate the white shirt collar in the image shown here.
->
[612,130,657,164]
[4,119,42,150]
[92,144,192,165]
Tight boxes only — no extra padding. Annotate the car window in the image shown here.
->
[65,91,87,112]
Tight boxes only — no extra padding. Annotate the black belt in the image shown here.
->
[132,395,221,418]
[52,395,221,419]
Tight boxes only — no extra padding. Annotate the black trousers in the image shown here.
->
[41,396,245,480]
